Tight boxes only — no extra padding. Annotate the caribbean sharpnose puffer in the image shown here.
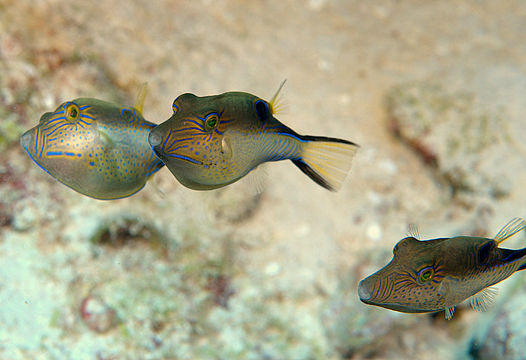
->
[20,89,164,199]
[358,218,526,320]
[148,85,358,191]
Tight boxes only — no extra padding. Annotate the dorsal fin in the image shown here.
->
[494,217,526,245]
[133,82,148,115]
[407,224,420,239]
[269,79,286,115]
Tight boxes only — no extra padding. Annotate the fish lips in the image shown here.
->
[360,298,432,314]
[20,128,34,151]
[148,130,164,158]
[148,128,174,164]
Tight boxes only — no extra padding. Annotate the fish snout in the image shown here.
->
[148,130,163,148]
[20,130,33,150]
[358,279,372,301]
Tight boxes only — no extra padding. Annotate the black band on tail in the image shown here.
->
[300,135,358,146]
[292,159,333,191]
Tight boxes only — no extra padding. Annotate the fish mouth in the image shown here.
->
[20,129,53,176]
[162,152,203,165]
[20,130,33,149]
[359,298,433,314]
[148,130,163,148]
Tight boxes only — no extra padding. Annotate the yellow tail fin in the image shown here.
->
[293,136,358,191]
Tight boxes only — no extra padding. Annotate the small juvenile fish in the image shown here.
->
[20,88,164,199]
[148,84,358,191]
[358,218,526,320]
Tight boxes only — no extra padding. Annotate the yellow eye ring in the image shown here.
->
[204,113,219,132]
[66,103,80,121]
[418,267,434,283]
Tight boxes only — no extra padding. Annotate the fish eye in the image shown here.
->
[204,113,219,131]
[418,267,434,283]
[254,99,269,122]
[66,103,80,121]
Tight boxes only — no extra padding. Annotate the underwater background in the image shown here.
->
[1,0,526,359]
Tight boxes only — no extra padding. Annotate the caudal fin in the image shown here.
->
[292,136,358,191]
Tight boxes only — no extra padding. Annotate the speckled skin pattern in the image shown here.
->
[20,98,164,199]
[359,233,526,314]
[149,92,306,190]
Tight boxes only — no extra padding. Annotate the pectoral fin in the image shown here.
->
[221,136,233,159]
[438,277,457,320]
[468,286,498,313]
[445,306,455,321]
[98,129,115,151]
[438,277,463,320]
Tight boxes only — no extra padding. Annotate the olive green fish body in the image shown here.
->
[149,91,358,191]
[20,98,164,199]
[358,218,526,319]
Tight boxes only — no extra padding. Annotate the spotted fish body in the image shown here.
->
[20,98,164,199]
[358,218,526,320]
[148,90,358,191]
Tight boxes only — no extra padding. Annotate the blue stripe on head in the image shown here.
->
[24,146,52,176]
[77,119,92,126]
[184,119,205,130]
[161,129,173,150]
[43,117,67,128]
[174,127,205,133]
[46,151,63,156]
[34,127,39,154]
[46,123,71,137]
[38,134,46,158]
[166,137,193,149]
[164,153,202,164]
[166,145,187,153]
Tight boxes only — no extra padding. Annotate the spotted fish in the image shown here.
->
[358,218,526,320]
[148,84,358,191]
[20,88,164,199]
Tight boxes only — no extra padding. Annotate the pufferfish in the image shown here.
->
[20,87,164,199]
[148,83,358,191]
[358,218,526,320]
